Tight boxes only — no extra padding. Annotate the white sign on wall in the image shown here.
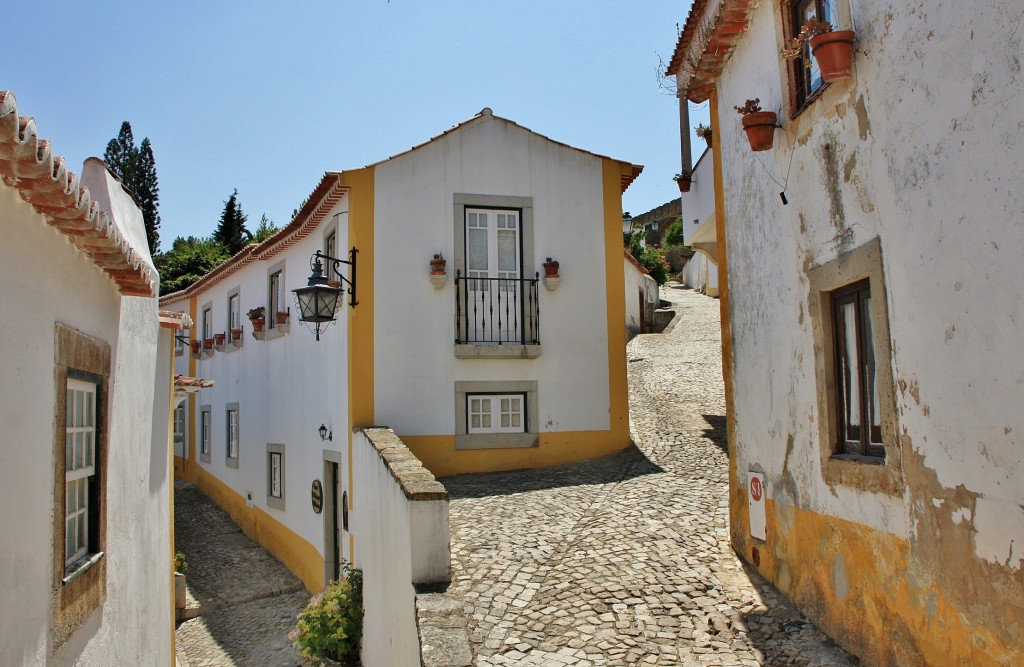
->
[748,470,766,541]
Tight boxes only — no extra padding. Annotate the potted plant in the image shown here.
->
[430,253,447,275]
[231,327,243,341]
[673,170,693,193]
[781,18,855,82]
[695,123,713,146]
[734,99,778,152]
[203,337,214,350]
[190,339,201,355]
[214,332,226,346]
[247,306,266,332]
[276,310,289,325]
[542,257,560,277]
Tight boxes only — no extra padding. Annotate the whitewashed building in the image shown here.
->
[668,0,1024,664]
[162,108,642,593]
[678,148,719,296]
[0,91,180,665]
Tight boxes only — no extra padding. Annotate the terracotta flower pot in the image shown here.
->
[676,178,692,193]
[214,333,225,345]
[276,311,289,325]
[810,30,855,82]
[740,112,778,152]
[231,328,242,341]
[430,259,446,275]
[251,318,265,332]
[190,340,201,354]
[542,259,560,278]
[203,338,214,350]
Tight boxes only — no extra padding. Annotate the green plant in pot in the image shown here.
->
[694,123,712,145]
[734,99,778,152]
[673,169,693,193]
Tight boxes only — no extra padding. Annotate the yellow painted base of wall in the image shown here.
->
[174,458,324,593]
[402,431,632,478]
[732,493,1021,667]
[705,287,719,298]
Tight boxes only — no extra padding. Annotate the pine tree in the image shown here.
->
[212,189,250,255]
[252,214,280,243]
[136,138,161,255]
[103,121,161,254]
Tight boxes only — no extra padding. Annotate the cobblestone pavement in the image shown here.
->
[443,285,858,667]
[174,481,309,667]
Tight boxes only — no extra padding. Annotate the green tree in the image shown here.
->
[252,214,280,243]
[154,236,229,295]
[103,121,161,254]
[212,190,250,255]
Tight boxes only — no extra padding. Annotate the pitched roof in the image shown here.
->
[0,91,158,296]
[160,110,642,305]
[174,374,214,389]
[371,108,643,193]
[666,0,759,103]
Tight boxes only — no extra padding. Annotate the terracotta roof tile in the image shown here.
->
[666,0,757,103]
[174,374,214,389]
[0,91,157,296]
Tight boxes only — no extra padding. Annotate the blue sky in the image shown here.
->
[7,1,707,249]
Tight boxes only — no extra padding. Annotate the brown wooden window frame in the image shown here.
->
[786,0,836,114]
[830,279,884,459]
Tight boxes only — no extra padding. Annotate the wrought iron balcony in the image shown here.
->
[455,271,540,345]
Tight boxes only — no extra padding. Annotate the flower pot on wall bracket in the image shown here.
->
[741,112,778,152]
[231,328,243,341]
[190,340,201,355]
[276,311,289,325]
[542,258,560,278]
[676,177,692,193]
[810,30,855,81]
[214,333,225,345]
[251,318,265,333]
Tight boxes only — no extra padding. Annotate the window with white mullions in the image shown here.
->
[65,378,97,568]
[466,208,522,341]
[833,280,882,458]
[467,393,526,434]
[227,408,239,460]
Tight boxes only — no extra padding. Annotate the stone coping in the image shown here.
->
[356,427,449,502]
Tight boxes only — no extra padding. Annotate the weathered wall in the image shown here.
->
[0,164,169,665]
[708,0,1024,664]
[352,427,450,667]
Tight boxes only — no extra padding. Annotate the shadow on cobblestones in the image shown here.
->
[445,446,662,500]
[442,285,858,667]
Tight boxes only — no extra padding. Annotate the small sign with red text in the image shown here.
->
[748,470,766,541]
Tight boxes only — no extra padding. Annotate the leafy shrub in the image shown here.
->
[291,567,363,665]
[639,247,671,285]
[174,552,188,574]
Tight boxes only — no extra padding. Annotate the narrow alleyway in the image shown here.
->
[444,285,857,667]
[174,481,309,667]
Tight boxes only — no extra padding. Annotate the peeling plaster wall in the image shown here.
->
[713,0,1024,664]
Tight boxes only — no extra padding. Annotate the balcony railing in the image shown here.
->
[455,271,540,345]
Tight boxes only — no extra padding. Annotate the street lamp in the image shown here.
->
[292,248,358,341]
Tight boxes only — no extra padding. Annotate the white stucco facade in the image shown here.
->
[0,142,170,663]
[671,0,1024,662]
[164,110,641,599]
[623,252,658,335]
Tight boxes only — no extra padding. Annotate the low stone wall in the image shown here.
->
[353,427,469,666]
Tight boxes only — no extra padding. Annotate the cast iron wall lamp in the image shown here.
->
[319,424,333,442]
[292,248,358,341]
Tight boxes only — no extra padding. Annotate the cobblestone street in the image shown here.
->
[443,285,857,667]
[174,481,308,667]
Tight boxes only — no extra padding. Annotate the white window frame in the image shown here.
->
[65,377,97,569]
[455,381,538,450]
[228,291,241,332]
[267,444,286,510]
[226,404,240,467]
[173,405,185,444]
[467,393,526,434]
[268,269,283,329]
[200,405,212,463]
[202,305,212,341]
[325,230,338,282]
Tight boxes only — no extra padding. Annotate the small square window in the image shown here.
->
[467,393,526,435]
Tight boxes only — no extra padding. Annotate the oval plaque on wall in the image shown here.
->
[311,479,324,514]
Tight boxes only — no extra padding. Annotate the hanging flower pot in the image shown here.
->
[203,338,214,350]
[214,333,226,345]
[430,253,447,275]
[810,30,855,81]
[231,328,243,341]
[276,311,289,325]
[251,318,265,332]
[674,174,692,193]
[542,258,560,278]
[735,99,777,152]
[190,340,201,354]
